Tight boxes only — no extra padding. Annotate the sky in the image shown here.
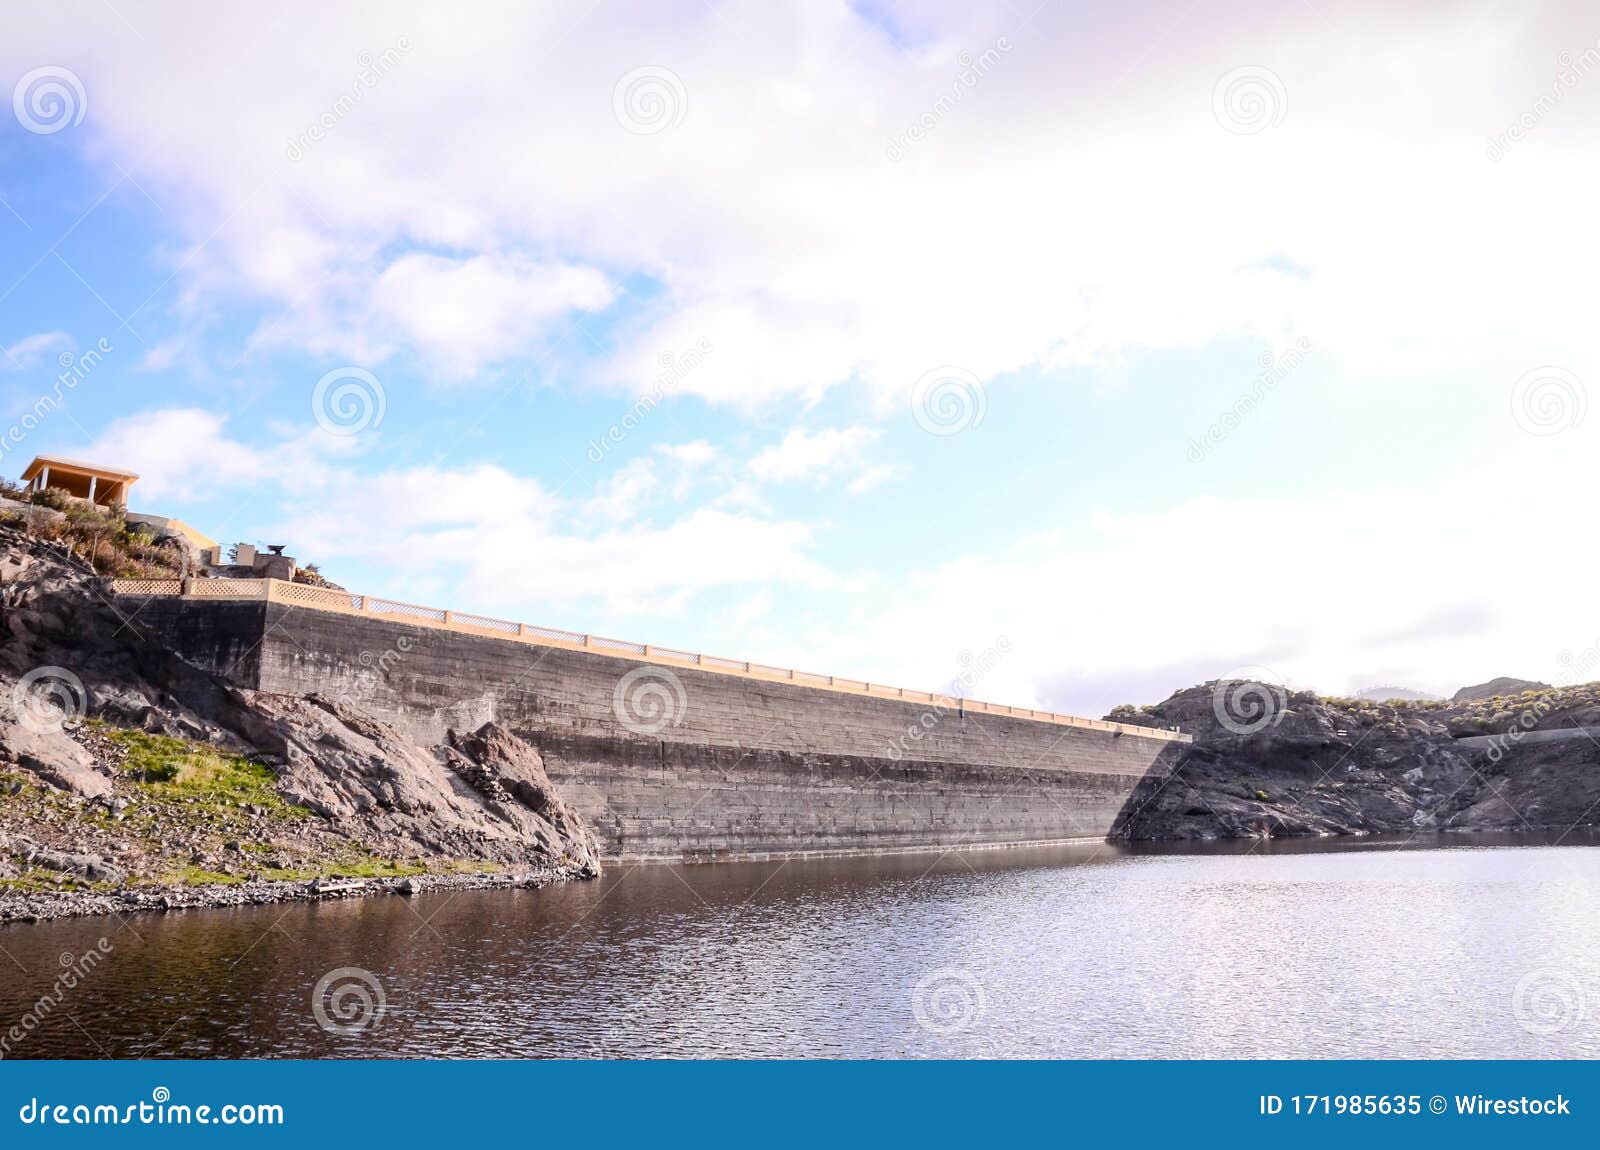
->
[1,0,1597,716]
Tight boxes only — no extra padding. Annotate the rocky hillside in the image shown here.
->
[1107,680,1600,840]
[0,526,600,921]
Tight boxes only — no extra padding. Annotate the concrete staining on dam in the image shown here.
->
[136,593,1189,862]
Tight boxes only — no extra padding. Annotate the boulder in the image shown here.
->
[0,720,110,798]
[0,833,124,881]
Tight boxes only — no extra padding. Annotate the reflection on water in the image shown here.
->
[4,833,1600,1059]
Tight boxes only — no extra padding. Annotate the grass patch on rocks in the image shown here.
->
[94,725,311,820]
[158,865,245,887]
[0,867,97,894]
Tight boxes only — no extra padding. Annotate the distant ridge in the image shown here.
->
[1452,676,1553,703]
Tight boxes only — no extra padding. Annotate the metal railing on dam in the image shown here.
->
[108,577,1192,743]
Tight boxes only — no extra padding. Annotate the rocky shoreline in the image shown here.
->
[0,865,572,924]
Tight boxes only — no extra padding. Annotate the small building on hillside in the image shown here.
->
[14,454,218,569]
[12,453,321,585]
[19,454,138,510]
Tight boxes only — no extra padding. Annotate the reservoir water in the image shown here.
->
[4,834,1599,1059]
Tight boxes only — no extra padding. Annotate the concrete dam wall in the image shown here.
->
[129,584,1190,862]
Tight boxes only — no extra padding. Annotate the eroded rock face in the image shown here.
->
[445,722,602,870]
[1110,682,1600,840]
[231,692,601,873]
[0,526,601,882]
[0,531,243,756]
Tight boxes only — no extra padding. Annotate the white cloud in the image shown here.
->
[136,338,185,373]
[71,407,350,504]
[242,250,614,378]
[708,480,768,514]
[366,253,614,379]
[280,488,831,617]
[652,439,724,500]
[1,331,71,370]
[11,3,1594,400]
[750,426,881,484]
[72,409,274,502]
[845,464,898,494]
[728,590,773,626]
[584,455,659,523]
[657,440,719,467]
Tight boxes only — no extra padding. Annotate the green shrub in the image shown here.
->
[141,759,182,783]
[0,489,183,578]
[28,486,72,512]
